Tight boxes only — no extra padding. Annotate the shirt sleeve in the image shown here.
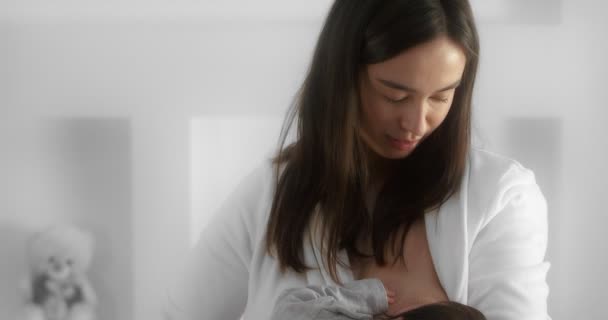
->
[164,167,265,320]
[270,279,389,320]
[468,166,551,320]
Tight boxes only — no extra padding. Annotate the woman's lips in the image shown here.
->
[387,136,419,151]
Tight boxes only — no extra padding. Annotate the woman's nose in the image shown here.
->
[398,102,426,138]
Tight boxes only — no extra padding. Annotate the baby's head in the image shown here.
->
[376,301,486,320]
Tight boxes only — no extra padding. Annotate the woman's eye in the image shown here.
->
[384,96,408,104]
[432,97,449,103]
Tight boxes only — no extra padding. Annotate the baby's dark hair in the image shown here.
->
[376,301,487,320]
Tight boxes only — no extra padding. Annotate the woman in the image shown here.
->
[165,1,551,319]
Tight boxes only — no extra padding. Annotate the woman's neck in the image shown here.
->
[367,149,396,188]
[364,148,398,214]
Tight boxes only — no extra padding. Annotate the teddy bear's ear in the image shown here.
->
[76,229,95,269]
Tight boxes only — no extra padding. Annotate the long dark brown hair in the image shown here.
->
[265,0,480,284]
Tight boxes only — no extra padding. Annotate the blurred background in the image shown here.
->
[0,0,606,319]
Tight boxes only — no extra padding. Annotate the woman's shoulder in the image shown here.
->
[239,157,277,188]
[467,146,537,190]
[465,146,542,225]
[228,157,278,211]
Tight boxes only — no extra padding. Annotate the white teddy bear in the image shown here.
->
[22,225,97,320]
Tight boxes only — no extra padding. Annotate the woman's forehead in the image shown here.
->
[366,36,466,93]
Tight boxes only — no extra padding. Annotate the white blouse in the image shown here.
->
[165,147,551,320]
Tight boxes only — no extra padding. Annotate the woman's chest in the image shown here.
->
[348,219,448,314]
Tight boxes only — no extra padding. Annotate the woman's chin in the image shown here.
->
[381,149,414,160]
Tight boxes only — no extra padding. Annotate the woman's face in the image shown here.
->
[359,36,467,159]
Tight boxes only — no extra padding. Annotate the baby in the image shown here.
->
[270,279,486,320]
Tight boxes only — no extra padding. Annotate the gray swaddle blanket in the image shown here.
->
[270,279,389,320]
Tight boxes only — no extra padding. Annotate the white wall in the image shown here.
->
[1,1,606,319]
[473,2,608,317]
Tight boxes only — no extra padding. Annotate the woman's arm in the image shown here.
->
[271,279,389,320]
[164,167,265,320]
[468,166,551,320]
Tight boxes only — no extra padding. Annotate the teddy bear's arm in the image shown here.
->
[77,276,98,305]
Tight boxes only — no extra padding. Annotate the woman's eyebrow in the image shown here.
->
[378,78,462,93]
